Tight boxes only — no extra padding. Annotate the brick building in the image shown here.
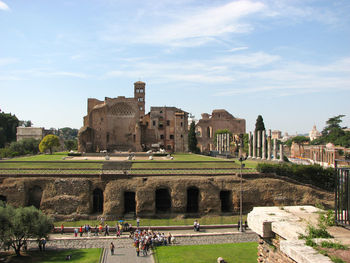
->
[195,109,245,153]
[78,81,188,153]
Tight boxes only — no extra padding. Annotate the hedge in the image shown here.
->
[256,162,335,191]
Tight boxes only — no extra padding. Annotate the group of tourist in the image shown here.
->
[62,221,131,238]
[132,229,174,257]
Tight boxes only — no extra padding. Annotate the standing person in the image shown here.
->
[167,233,172,245]
[99,224,103,235]
[136,217,140,228]
[42,238,46,251]
[94,225,98,236]
[61,224,64,235]
[110,242,115,255]
[79,226,83,237]
[105,224,109,236]
[74,228,78,237]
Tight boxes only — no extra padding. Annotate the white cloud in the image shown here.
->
[0,0,9,11]
[103,0,265,46]
[226,47,249,52]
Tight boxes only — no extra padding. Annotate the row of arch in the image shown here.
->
[9,186,233,215]
[92,187,233,214]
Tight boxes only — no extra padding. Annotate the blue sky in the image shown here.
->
[1,0,349,134]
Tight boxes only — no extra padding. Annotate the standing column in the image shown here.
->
[252,131,256,159]
[262,130,266,160]
[273,138,277,161]
[248,132,252,158]
[267,129,271,160]
[218,134,221,154]
[257,130,261,159]
[227,133,230,153]
[279,144,283,162]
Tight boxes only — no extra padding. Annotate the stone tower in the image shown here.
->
[134,81,145,117]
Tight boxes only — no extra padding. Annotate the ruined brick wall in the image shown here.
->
[0,173,333,220]
[257,235,296,263]
[196,109,246,153]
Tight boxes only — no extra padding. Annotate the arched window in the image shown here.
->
[92,188,104,213]
[27,186,43,209]
[124,191,136,214]
[155,188,171,213]
[0,195,7,205]
[186,187,199,213]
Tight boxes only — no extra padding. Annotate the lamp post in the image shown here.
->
[239,155,245,232]
[237,134,245,232]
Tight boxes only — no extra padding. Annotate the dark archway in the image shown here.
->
[27,186,43,209]
[93,188,104,213]
[0,195,7,204]
[220,190,232,212]
[124,191,136,214]
[155,188,171,213]
[186,187,199,213]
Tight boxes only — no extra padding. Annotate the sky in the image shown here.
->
[1,0,350,135]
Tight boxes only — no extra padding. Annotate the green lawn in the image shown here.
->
[3,248,102,263]
[154,242,257,263]
[55,215,247,227]
[0,152,258,170]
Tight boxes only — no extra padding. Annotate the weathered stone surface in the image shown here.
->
[0,175,333,219]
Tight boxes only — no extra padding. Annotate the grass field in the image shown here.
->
[55,215,248,227]
[2,248,102,263]
[0,153,259,170]
[153,242,258,263]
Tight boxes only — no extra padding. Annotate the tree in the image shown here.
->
[311,115,350,147]
[255,115,265,132]
[0,205,52,256]
[19,120,33,127]
[0,110,19,147]
[188,121,199,153]
[39,135,60,154]
[64,139,77,151]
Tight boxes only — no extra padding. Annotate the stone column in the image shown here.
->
[279,144,283,162]
[252,131,256,159]
[227,133,230,153]
[248,131,252,158]
[217,134,220,154]
[257,130,261,159]
[273,138,277,161]
[262,130,266,160]
[267,129,271,160]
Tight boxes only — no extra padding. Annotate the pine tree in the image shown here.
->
[188,121,199,153]
[255,115,265,131]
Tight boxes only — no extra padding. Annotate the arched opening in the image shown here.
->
[196,126,202,137]
[0,195,7,205]
[155,188,171,213]
[220,190,232,212]
[124,191,136,214]
[186,187,199,213]
[92,188,104,213]
[207,127,211,138]
[27,186,43,209]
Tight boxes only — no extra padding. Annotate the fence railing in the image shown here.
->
[335,159,350,228]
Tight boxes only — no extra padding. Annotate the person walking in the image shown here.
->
[110,242,115,255]
[61,224,64,235]
[136,217,140,228]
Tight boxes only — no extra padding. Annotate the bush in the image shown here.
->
[256,162,335,191]
[0,138,40,158]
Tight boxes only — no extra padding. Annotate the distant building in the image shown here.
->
[16,127,45,141]
[309,125,321,141]
[195,109,245,153]
[78,81,188,153]
[271,130,282,140]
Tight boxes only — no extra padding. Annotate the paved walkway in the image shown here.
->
[102,247,154,263]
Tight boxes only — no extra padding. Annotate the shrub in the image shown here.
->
[256,162,335,191]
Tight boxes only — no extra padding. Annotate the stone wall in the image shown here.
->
[0,174,333,220]
[248,206,333,263]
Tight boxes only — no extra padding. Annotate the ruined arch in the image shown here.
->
[92,188,104,213]
[186,186,199,213]
[0,195,6,204]
[220,190,232,212]
[155,188,171,213]
[27,186,43,209]
[207,126,213,138]
[124,191,136,214]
